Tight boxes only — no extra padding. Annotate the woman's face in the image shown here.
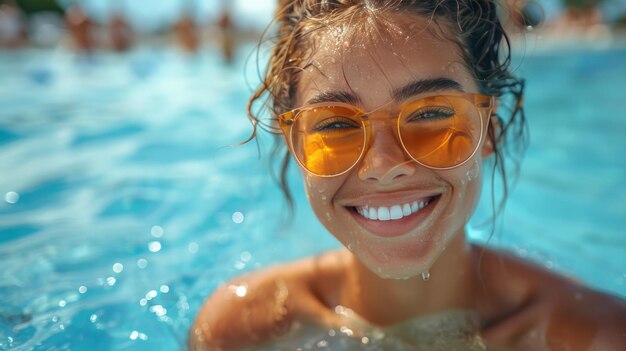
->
[294,15,488,279]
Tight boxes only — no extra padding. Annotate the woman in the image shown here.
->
[191,1,626,350]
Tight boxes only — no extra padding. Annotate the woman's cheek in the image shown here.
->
[304,174,335,218]
[446,158,483,231]
[462,158,483,216]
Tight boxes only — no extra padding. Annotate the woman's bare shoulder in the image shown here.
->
[189,249,349,350]
[472,244,626,350]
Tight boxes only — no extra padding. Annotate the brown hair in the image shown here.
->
[246,0,527,221]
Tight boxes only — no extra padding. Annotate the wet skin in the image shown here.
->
[191,13,626,351]
[191,247,626,350]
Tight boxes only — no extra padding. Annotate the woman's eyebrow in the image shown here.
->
[305,77,463,106]
[306,91,361,105]
[392,77,465,102]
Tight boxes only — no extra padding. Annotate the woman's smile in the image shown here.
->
[339,190,443,238]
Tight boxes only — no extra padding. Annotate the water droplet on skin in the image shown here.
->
[574,293,583,301]
[347,243,354,251]
[372,329,386,340]
[340,326,354,336]
[228,284,249,297]
[421,271,430,281]
[465,160,480,182]
[317,339,329,348]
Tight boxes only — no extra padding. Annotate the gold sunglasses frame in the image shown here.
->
[278,92,495,177]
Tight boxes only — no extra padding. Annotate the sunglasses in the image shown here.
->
[278,93,495,177]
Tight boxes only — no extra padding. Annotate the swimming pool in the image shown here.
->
[0,43,625,350]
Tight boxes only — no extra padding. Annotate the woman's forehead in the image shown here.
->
[295,14,475,109]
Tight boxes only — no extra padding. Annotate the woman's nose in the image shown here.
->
[357,124,415,184]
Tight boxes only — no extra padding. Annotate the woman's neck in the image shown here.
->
[341,230,477,326]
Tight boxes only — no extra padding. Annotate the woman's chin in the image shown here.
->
[358,251,435,280]
[353,236,439,276]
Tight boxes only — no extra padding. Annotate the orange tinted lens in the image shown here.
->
[399,96,482,168]
[290,106,364,176]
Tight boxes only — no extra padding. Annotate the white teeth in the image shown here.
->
[402,203,411,216]
[369,207,378,220]
[355,199,432,221]
[389,205,403,220]
[378,207,390,221]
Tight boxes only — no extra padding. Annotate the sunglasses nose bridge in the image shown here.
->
[357,128,415,183]
[357,116,415,182]
[362,111,405,151]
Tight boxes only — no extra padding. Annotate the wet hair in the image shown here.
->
[246,0,527,222]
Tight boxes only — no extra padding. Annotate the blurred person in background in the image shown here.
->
[175,2,200,53]
[107,10,133,52]
[550,0,609,39]
[561,0,604,27]
[28,11,64,48]
[217,3,235,64]
[65,3,95,52]
[175,14,200,53]
[0,0,26,48]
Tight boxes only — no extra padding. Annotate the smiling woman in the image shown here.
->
[190,1,626,350]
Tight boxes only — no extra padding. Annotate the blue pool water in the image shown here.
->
[0,43,625,350]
